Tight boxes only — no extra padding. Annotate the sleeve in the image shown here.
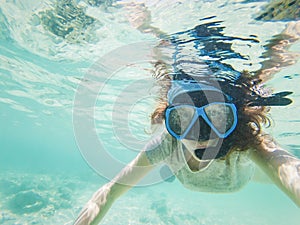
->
[144,132,175,165]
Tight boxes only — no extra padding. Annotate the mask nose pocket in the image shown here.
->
[185,116,217,141]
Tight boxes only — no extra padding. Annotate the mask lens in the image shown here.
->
[168,106,195,136]
[203,103,235,134]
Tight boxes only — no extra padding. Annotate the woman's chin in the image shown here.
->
[181,138,218,150]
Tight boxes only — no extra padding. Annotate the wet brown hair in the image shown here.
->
[150,61,271,151]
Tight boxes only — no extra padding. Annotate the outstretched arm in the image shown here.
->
[250,134,300,207]
[256,21,300,82]
[74,151,155,225]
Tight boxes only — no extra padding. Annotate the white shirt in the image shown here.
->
[145,132,255,192]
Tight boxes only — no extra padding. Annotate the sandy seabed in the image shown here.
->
[1,170,300,225]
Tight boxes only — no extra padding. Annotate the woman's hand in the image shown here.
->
[74,183,113,225]
[74,151,155,225]
[117,2,166,38]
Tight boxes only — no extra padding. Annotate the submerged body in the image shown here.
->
[145,132,255,192]
[74,131,300,225]
[74,4,300,225]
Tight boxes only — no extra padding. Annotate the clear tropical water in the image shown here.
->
[0,0,300,224]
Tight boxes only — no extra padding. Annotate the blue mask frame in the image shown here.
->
[165,102,238,140]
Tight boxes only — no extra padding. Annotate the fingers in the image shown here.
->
[73,201,100,225]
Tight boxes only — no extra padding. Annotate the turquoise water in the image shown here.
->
[1,0,300,224]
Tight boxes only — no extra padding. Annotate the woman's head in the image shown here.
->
[151,62,272,156]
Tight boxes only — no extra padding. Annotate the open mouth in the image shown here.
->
[193,148,214,171]
[194,148,206,160]
[194,147,219,160]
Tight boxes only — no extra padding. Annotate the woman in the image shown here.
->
[74,7,300,225]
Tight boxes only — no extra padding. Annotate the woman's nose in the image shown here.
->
[184,116,217,141]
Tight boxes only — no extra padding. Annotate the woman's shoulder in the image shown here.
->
[253,133,283,154]
[144,130,178,164]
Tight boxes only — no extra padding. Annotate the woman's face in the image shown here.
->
[165,89,238,161]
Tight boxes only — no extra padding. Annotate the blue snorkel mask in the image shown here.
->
[165,80,238,141]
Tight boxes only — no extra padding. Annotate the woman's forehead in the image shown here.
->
[172,90,227,106]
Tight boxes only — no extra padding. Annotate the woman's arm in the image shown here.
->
[250,134,300,207]
[74,151,155,225]
[256,21,300,82]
